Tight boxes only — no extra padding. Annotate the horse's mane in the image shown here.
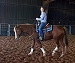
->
[18,23,34,25]
[15,24,36,29]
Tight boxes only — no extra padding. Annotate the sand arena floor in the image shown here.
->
[0,35,75,63]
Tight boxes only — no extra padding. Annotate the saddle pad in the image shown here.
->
[36,25,52,33]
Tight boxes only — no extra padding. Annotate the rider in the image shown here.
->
[36,6,47,40]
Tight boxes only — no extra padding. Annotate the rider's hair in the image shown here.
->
[41,6,46,12]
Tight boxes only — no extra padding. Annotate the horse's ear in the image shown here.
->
[16,24,19,28]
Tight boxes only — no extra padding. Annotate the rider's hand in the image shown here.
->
[40,15,42,17]
[36,18,38,20]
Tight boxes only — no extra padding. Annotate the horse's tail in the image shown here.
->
[63,27,68,47]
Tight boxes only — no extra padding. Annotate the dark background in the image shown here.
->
[0,0,42,36]
[47,0,75,25]
[0,0,75,25]
[0,0,42,24]
[0,0,75,36]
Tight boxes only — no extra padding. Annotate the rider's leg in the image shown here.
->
[39,22,46,40]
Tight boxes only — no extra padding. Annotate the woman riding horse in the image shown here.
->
[14,24,68,57]
[36,6,47,40]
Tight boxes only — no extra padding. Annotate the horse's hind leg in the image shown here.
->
[37,39,46,56]
[28,40,35,55]
[59,38,65,58]
[52,39,59,56]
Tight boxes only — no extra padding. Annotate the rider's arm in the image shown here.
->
[37,12,44,21]
[37,12,47,23]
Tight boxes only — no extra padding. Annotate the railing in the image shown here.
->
[0,23,75,36]
[0,23,16,36]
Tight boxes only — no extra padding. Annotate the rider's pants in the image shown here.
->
[39,22,47,37]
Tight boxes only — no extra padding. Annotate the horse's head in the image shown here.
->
[14,25,22,40]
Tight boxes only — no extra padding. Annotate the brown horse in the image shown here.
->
[14,23,68,57]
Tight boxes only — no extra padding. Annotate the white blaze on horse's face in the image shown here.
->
[14,27,18,39]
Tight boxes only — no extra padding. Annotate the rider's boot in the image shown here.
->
[39,36,43,41]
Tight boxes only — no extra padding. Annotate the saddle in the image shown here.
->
[36,22,52,33]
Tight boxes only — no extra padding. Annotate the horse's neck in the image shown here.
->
[22,24,36,35]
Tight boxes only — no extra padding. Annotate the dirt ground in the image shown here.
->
[0,35,75,63]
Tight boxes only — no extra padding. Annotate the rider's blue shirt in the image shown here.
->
[37,12,47,23]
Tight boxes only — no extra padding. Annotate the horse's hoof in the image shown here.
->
[52,50,56,56]
[16,37,19,40]
[28,54,32,56]
[60,54,64,58]
[28,53,32,55]
[43,53,46,56]
[52,52,55,56]
[52,53,54,56]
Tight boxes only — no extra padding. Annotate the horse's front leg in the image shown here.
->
[52,39,59,56]
[37,39,46,56]
[28,40,35,55]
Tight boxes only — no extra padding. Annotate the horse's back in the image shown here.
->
[18,24,35,27]
[16,24,35,29]
[52,26,65,38]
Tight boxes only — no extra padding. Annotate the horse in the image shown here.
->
[14,23,68,57]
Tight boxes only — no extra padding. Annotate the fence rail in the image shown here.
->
[0,23,75,36]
